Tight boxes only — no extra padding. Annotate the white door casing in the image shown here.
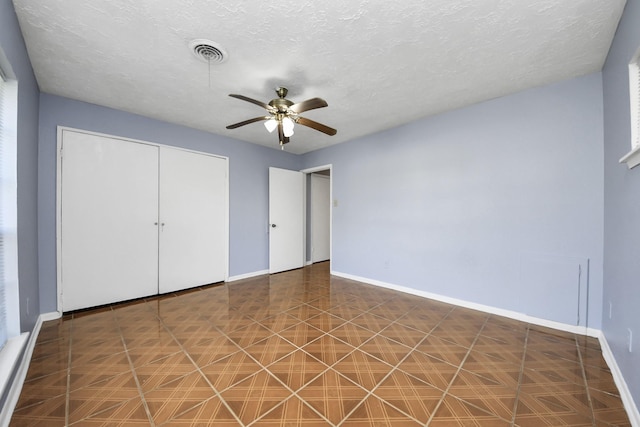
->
[310,173,330,263]
[269,167,304,274]
[158,147,227,293]
[60,130,159,311]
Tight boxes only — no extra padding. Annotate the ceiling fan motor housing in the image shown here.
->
[269,98,294,113]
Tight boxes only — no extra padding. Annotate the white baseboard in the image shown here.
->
[226,269,269,283]
[331,270,640,424]
[331,270,600,337]
[0,313,49,427]
[40,311,61,322]
[0,334,28,407]
[598,333,640,426]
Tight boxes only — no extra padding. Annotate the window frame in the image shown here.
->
[620,46,640,169]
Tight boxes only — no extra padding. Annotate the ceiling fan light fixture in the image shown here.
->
[264,119,277,133]
[282,117,295,137]
[226,87,336,149]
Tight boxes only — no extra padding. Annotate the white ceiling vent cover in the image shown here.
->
[189,39,228,64]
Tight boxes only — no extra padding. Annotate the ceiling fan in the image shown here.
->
[226,87,337,149]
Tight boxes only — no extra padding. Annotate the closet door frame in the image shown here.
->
[56,126,229,314]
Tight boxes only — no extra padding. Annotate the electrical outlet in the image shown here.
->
[628,329,633,353]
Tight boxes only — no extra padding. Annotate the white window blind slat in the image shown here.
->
[636,64,640,147]
[629,55,640,150]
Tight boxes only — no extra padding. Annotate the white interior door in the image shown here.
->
[269,167,304,274]
[60,131,159,311]
[158,148,227,293]
[311,174,330,263]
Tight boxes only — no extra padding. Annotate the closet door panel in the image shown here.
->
[158,148,227,293]
[61,131,159,311]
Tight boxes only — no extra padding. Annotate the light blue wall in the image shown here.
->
[0,0,41,331]
[302,73,605,328]
[602,0,640,409]
[38,94,300,313]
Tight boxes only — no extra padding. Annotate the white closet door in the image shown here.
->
[61,131,159,311]
[158,147,227,294]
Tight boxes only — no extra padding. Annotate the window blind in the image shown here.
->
[631,57,640,149]
[636,62,640,148]
[0,70,7,350]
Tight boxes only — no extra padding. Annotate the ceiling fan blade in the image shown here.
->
[226,116,269,129]
[228,94,273,111]
[296,117,337,136]
[289,97,328,113]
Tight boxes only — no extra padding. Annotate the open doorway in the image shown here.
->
[301,165,332,266]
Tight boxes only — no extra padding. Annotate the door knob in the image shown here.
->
[271,224,277,228]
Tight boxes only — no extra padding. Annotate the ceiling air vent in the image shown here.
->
[189,39,228,64]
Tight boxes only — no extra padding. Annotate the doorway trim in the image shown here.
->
[300,164,333,266]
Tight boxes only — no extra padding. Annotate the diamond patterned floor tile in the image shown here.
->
[430,394,512,426]
[15,370,68,410]
[285,304,323,321]
[397,351,459,390]
[219,370,293,425]
[378,322,428,348]
[341,395,422,426]
[515,382,594,426]
[160,396,241,426]
[24,352,68,382]
[359,334,413,366]
[183,334,241,366]
[72,396,151,425]
[143,371,217,425]
[297,368,368,425]
[414,334,469,366]
[368,301,416,321]
[373,369,444,423]
[589,388,631,426]
[200,350,263,392]
[10,394,67,426]
[68,372,140,424]
[10,263,630,426]
[396,313,447,335]
[268,350,328,391]
[301,334,355,366]
[134,351,198,392]
[259,312,303,333]
[330,322,376,347]
[251,396,330,426]
[304,312,346,332]
[350,312,395,333]
[278,322,325,347]
[447,369,517,420]
[244,334,297,367]
[333,350,394,391]
[227,323,273,347]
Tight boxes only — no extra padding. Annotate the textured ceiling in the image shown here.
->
[12,0,626,154]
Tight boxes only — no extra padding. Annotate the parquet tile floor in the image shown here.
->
[10,262,631,426]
